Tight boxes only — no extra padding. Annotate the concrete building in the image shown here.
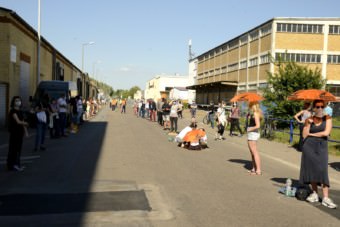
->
[133,90,143,100]
[190,17,340,104]
[0,7,98,127]
[144,75,190,101]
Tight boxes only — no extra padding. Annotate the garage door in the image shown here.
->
[0,84,7,128]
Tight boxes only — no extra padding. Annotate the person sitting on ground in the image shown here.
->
[182,127,207,150]
[175,121,197,147]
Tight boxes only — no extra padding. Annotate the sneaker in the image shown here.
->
[13,165,23,172]
[322,197,337,209]
[306,192,319,203]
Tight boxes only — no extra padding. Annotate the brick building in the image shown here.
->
[190,17,340,105]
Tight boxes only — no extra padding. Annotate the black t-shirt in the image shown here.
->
[8,109,24,135]
[69,97,77,114]
[208,105,215,114]
[162,103,171,115]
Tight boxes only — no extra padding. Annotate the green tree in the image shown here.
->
[128,86,141,98]
[262,60,326,121]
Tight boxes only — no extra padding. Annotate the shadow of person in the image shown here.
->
[228,159,253,171]
[329,162,340,172]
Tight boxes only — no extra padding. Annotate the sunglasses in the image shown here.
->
[315,106,324,109]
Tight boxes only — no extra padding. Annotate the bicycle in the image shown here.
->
[261,117,276,138]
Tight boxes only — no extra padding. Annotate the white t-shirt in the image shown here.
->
[217,107,226,124]
[57,97,67,113]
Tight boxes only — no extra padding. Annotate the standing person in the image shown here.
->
[121,99,126,114]
[300,100,337,209]
[145,100,150,119]
[7,96,28,171]
[157,98,164,126]
[49,98,59,138]
[215,102,227,140]
[149,99,157,122]
[177,100,183,119]
[170,100,179,133]
[57,93,67,137]
[208,102,215,129]
[34,103,47,151]
[162,100,171,130]
[294,102,312,151]
[190,101,197,119]
[247,102,263,175]
[229,103,243,137]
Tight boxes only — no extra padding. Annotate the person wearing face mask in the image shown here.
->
[7,96,28,171]
[299,100,337,209]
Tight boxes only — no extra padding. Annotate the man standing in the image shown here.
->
[157,98,164,126]
[190,100,197,119]
[149,99,157,122]
[162,100,171,130]
[57,93,67,137]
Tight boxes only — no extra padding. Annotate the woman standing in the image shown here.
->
[247,102,262,175]
[7,96,28,171]
[215,102,227,140]
[300,100,337,209]
[294,102,312,151]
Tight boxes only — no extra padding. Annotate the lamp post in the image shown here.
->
[81,41,94,72]
[37,0,41,85]
[92,60,101,80]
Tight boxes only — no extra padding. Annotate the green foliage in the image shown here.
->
[111,86,141,99]
[262,59,326,121]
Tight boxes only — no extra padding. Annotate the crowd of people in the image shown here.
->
[6,94,337,209]
[6,94,104,172]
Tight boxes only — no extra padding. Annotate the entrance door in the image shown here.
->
[20,60,30,109]
[0,83,7,128]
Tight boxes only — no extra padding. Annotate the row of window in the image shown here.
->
[275,53,322,63]
[277,23,323,34]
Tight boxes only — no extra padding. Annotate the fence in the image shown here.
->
[261,116,340,144]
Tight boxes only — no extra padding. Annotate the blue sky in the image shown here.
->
[1,0,340,90]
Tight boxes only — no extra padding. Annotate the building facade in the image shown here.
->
[193,17,340,104]
[144,75,191,101]
[0,7,98,127]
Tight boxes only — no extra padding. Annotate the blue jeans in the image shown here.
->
[35,122,46,149]
[209,113,215,129]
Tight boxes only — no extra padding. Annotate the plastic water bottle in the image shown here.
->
[285,178,292,196]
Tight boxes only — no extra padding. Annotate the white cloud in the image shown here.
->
[119,67,131,72]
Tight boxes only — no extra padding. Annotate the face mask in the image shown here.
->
[15,100,21,107]
[314,108,324,118]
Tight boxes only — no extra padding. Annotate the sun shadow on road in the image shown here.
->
[228,159,253,171]
[270,177,340,220]
[329,162,340,172]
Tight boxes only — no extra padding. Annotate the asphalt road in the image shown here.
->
[0,106,339,227]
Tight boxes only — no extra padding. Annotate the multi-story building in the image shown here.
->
[0,7,98,127]
[191,17,340,104]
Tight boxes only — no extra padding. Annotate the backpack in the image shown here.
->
[295,185,312,201]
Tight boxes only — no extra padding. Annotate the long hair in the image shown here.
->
[249,102,263,119]
[10,96,21,109]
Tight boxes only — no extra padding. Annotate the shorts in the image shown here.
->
[163,114,170,122]
[247,132,260,141]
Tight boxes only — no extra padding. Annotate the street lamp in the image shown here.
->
[93,60,101,80]
[81,41,95,72]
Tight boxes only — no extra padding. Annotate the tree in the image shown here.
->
[128,86,141,98]
[262,59,326,121]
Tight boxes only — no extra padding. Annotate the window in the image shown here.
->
[228,63,238,72]
[240,60,247,69]
[240,35,248,45]
[250,30,259,41]
[276,52,321,63]
[228,40,239,49]
[261,24,272,36]
[328,55,340,64]
[277,23,323,34]
[260,54,270,64]
[329,25,340,34]
[221,66,227,73]
[249,57,258,67]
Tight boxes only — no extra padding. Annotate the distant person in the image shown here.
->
[215,102,227,140]
[208,102,215,129]
[169,100,179,133]
[57,93,67,137]
[294,102,312,151]
[190,101,197,119]
[162,100,171,130]
[149,99,157,122]
[300,100,337,209]
[229,103,243,137]
[157,98,164,126]
[7,96,28,171]
[121,99,126,114]
[34,102,47,151]
[324,102,333,117]
[246,102,263,175]
[177,100,183,119]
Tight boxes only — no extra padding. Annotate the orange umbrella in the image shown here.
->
[287,89,336,101]
[230,92,264,103]
[183,129,206,143]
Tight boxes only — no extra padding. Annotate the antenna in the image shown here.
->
[188,39,195,61]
